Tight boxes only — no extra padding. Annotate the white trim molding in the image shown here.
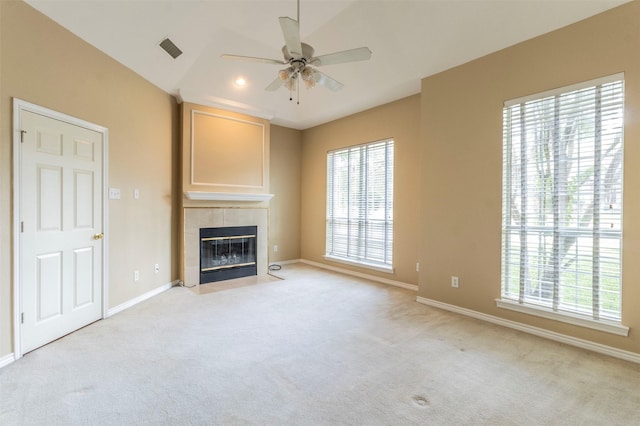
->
[301,259,417,291]
[0,353,15,369]
[177,89,275,121]
[107,281,178,317]
[323,255,394,274]
[496,298,629,336]
[269,259,301,266]
[504,72,624,107]
[416,297,640,364]
[184,191,274,202]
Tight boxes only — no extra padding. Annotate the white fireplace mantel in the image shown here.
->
[184,191,274,202]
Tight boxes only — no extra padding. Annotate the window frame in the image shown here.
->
[498,74,628,336]
[325,138,394,273]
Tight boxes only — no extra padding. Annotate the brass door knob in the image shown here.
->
[93,233,104,240]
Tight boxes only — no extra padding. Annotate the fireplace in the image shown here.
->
[183,208,268,287]
[200,226,257,284]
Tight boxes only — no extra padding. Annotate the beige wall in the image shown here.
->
[301,95,421,285]
[0,1,179,357]
[419,1,640,354]
[269,125,302,263]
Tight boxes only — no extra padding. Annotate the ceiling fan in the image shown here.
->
[221,0,372,99]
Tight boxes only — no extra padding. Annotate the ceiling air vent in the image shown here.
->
[159,38,183,59]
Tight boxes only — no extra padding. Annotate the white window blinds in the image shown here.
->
[501,75,624,322]
[326,139,394,270]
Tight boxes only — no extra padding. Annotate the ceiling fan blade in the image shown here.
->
[221,54,285,65]
[310,47,372,66]
[279,17,302,57]
[314,70,343,92]
[265,76,285,91]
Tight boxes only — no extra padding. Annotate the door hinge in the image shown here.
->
[20,130,27,143]
[21,221,24,233]
[21,313,24,324]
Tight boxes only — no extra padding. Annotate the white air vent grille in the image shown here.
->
[159,38,182,59]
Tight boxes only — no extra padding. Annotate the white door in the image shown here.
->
[19,109,104,353]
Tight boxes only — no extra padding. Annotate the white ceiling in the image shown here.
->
[26,0,629,130]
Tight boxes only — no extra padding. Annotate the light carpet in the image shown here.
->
[0,263,638,425]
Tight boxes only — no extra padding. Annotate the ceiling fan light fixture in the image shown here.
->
[300,66,314,81]
[279,67,294,81]
[284,77,297,91]
[301,67,317,89]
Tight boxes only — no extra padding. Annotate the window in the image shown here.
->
[501,75,624,327]
[326,139,394,271]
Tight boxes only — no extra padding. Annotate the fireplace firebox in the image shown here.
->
[200,226,257,284]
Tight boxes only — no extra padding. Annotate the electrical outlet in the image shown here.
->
[154,264,159,274]
[451,276,459,288]
[416,262,420,272]
[134,270,140,281]
[273,245,278,253]
[134,189,140,199]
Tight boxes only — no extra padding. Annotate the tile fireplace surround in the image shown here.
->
[183,207,268,287]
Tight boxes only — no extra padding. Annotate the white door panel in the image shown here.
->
[20,110,104,353]
[73,247,95,309]
[36,252,63,322]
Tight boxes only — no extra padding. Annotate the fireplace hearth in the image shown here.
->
[200,226,257,284]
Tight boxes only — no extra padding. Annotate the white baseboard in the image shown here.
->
[107,281,178,317]
[0,353,15,369]
[300,259,418,291]
[416,296,640,364]
[269,259,301,266]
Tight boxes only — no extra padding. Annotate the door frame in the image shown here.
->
[12,98,109,359]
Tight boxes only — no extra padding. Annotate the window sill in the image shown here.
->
[323,255,394,274]
[495,299,629,336]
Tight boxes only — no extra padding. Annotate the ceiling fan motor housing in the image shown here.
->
[283,42,315,62]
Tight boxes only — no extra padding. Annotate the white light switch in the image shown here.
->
[109,188,121,199]
[134,189,140,199]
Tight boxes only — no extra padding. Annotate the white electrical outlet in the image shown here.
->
[134,270,140,281]
[451,276,459,288]
[134,189,140,199]
[273,245,278,253]
[416,262,420,272]
[154,264,159,274]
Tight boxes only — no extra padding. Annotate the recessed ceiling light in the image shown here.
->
[234,77,247,87]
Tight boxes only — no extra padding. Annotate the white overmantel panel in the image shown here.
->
[182,103,271,197]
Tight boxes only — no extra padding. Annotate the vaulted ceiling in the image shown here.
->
[26,0,629,129]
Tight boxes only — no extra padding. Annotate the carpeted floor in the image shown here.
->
[0,263,638,425]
